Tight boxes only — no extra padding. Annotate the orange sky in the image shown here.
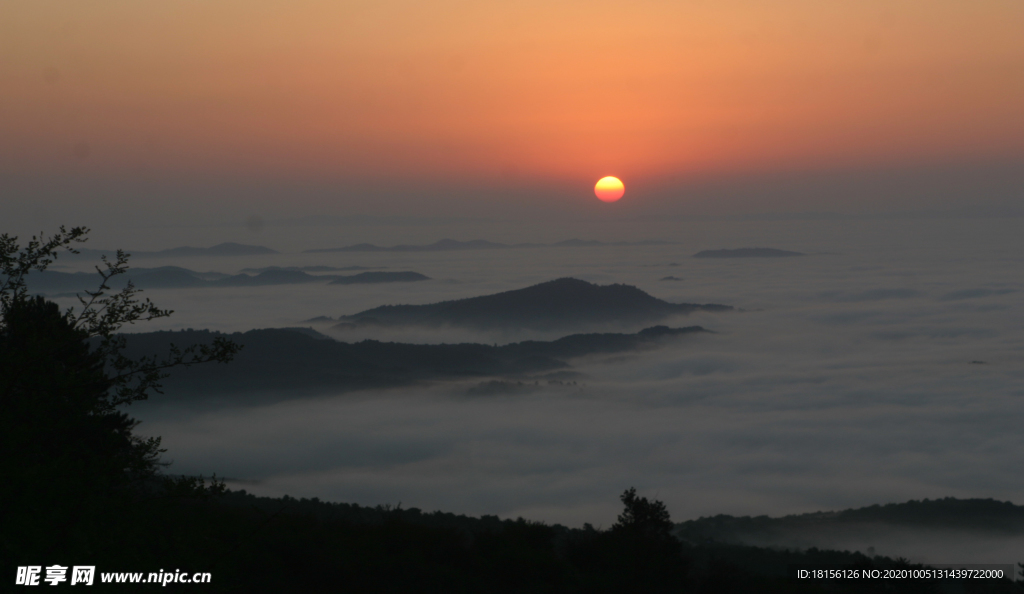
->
[2,0,1023,191]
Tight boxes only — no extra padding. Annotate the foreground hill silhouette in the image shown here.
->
[197,490,909,593]
[62,487,992,593]
[337,278,732,330]
[121,325,707,401]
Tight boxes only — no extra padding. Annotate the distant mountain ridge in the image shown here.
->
[240,265,382,273]
[23,266,429,294]
[305,238,673,253]
[337,278,732,330]
[329,271,429,285]
[144,242,278,257]
[122,325,708,401]
[69,242,278,259]
[694,248,804,258]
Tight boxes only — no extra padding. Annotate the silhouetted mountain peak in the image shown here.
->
[341,278,731,329]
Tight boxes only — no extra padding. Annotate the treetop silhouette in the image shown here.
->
[1,226,240,560]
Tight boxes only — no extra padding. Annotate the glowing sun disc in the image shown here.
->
[595,176,624,202]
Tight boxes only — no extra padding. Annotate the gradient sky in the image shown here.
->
[2,0,1023,223]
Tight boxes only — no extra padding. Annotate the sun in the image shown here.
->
[594,176,624,202]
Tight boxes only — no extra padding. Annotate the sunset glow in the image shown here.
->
[2,0,1023,213]
[4,1,1019,186]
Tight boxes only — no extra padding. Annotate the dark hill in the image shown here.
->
[675,497,1024,548]
[121,325,707,401]
[329,271,430,285]
[694,248,803,258]
[213,269,325,286]
[136,487,960,593]
[339,278,732,330]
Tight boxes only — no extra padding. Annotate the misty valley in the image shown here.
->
[6,218,1023,592]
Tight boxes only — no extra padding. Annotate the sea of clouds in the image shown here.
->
[51,217,1024,564]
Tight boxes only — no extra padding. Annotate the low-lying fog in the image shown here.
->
[55,217,1023,565]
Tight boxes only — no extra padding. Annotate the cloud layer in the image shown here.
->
[114,217,1023,564]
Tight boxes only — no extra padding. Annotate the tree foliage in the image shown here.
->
[0,226,240,560]
[1,226,240,405]
[612,487,674,539]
